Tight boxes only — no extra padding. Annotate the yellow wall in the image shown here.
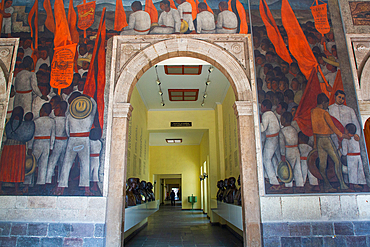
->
[147,110,218,202]
[149,145,201,209]
[127,88,150,182]
[222,87,240,179]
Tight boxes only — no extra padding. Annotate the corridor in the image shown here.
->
[125,205,244,247]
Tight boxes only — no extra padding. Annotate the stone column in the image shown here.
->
[233,101,262,247]
[105,103,133,247]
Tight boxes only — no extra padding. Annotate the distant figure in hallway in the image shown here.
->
[170,190,176,206]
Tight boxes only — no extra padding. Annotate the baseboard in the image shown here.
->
[124,222,148,244]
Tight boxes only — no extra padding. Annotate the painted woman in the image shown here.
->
[0,106,35,194]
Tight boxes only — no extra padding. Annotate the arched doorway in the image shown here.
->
[104,35,261,247]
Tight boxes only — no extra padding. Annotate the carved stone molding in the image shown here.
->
[113,103,133,119]
[233,101,254,116]
[113,34,250,82]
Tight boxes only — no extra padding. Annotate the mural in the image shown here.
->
[255,0,370,194]
[0,0,252,196]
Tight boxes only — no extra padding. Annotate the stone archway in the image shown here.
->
[105,34,261,247]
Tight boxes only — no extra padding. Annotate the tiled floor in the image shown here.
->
[125,205,243,247]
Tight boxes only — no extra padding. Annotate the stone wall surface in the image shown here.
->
[0,196,106,223]
[262,221,370,247]
[0,222,105,246]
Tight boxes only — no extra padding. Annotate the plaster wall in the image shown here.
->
[149,145,201,210]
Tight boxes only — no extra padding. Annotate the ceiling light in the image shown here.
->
[208,67,214,73]
[166,139,182,143]
[201,103,204,107]
[206,81,210,85]
[156,80,161,85]
[161,102,165,106]
[159,91,163,95]
[203,94,207,98]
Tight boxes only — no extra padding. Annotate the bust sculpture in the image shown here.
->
[126,178,137,206]
[235,175,242,205]
[138,180,149,203]
[222,178,229,202]
[134,178,142,204]
[147,182,155,201]
[225,177,238,204]
[216,180,225,201]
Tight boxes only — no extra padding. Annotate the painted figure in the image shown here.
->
[89,127,102,193]
[151,0,181,34]
[57,93,97,195]
[216,1,237,34]
[196,2,215,34]
[46,101,68,184]
[279,112,304,191]
[29,103,55,185]
[311,93,350,192]
[341,124,367,189]
[176,0,195,33]
[260,99,281,190]
[120,1,151,35]
[0,107,34,194]
[13,57,48,114]
[1,0,13,37]
[298,131,319,191]
[328,90,361,148]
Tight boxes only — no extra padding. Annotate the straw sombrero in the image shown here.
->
[277,160,293,183]
[69,96,93,119]
[180,20,189,34]
[77,54,92,67]
[25,154,36,177]
[322,56,339,67]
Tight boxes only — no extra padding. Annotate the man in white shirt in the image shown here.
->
[121,1,151,35]
[328,90,361,148]
[150,0,181,34]
[216,1,237,34]
[196,2,215,34]
[176,0,195,33]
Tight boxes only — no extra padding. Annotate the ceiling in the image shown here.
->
[135,57,230,147]
[136,57,230,111]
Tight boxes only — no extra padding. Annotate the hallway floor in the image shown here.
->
[125,205,243,247]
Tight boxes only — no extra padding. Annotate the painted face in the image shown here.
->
[335,93,345,105]
[265,54,273,62]
[82,61,90,70]
[291,107,296,117]
[272,81,278,91]
[279,81,286,91]
[23,40,32,49]
[281,64,289,74]
[5,1,12,8]
[40,50,48,60]
[160,2,166,11]
[276,104,283,115]
[291,80,299,91]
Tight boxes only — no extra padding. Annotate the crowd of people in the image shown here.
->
[254,21,368,194]
[0,30,103,196]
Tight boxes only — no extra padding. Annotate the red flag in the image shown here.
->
[114,0,128,31]
[186,0,197,20]
[28,0,39,50]
[43,0,55,33]
[169,0,177,9]
[294,67,322,137]
[228,0,248,34]
[329,70,346,106]
[54,0,72,47]
[68,0,79,44]
[259,0,292,64]
[364,118,370,163]
[281,0,317,80]
[84,8,106,130]
[204,0,213,14]
[145,0,158,23]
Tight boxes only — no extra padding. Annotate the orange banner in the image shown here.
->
[310,2,330,35]
[50,43,77,89]
[77,1,96,30]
